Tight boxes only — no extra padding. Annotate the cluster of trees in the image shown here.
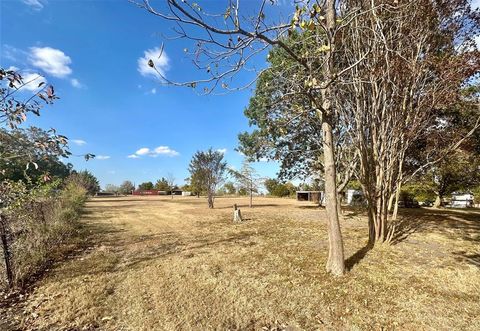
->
[264,179,297,198]
[133,173,178,196]
[104,181,135,195]
[104,175,179,196]
[0,68,99,288]
[140,0,479,275]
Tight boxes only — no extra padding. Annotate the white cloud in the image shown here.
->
[96,155,111,160]
[29,47,72,78]
[216,148,227,154]
[150,88,156,94]
[129,145,179,158]
[127,154,140,159]
[153,146,179,157]
[135,147,150,155]
[70,78,83,88]
[138,47,169,80]
[22,72,47,91]
[6,68,47,92]
[72,139,86,146]
[22,0,44,10]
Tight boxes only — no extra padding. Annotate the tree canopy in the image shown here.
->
[188,148,227,208]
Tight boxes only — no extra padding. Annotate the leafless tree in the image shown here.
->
[228,160,264,208]
[166,172,176,198]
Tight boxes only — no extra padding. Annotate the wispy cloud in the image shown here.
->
[138,47,169,80]
[135,147,150,155]
[127,154,140,159]
[217,148,227,154]
[70,78,84,88]
[153,146,179,157]
[29,46,72,78]
[2,45,28,63]
[22,0,44,10]
[129,145,179,158]
[96,155,111,160]
[72,139,86,146]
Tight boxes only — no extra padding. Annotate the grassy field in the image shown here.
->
[1,196,479,330]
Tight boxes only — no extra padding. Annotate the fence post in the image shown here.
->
[0,214,13,288]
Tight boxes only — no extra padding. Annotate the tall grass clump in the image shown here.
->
[0,177,87,290]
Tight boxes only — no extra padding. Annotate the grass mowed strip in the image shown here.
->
[8,196,480,330]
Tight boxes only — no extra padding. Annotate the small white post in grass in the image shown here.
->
[233,204,243,222]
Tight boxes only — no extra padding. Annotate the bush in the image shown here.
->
[0,179,87,289]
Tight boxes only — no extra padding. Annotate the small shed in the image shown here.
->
[450,192,474,208]
[346,189,365,206]
[296,191,323,204]
[182,191,192,196]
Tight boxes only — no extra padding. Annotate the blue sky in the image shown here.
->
[0,0,284,188]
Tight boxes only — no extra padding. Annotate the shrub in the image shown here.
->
[0,179,87,289]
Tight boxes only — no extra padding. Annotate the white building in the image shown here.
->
[450,192,474,208]
[346,189,364,206]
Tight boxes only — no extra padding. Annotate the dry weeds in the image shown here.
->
[1,196,479,330]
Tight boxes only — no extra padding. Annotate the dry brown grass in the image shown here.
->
[1,196,479,330]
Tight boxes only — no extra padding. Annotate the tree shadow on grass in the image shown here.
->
[345,243,374,271]
[452,251,480,268]
[214,204,282,209]
[390,208,480,245]
[296,205,324,210]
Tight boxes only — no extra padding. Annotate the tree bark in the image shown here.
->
[433,193,443,208]
[367,203,376,245]
[207,192,214,208]
[0,215,13,288]
[320,0,345,276]
[249,186,253,208]
[322,115,345,276]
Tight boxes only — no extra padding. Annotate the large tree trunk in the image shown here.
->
[433,193,443,208]
[322,115,345,276]
[321,0,345,276]
[0,215,13,288]
[207,192,214,208]
[249,179,253,208]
